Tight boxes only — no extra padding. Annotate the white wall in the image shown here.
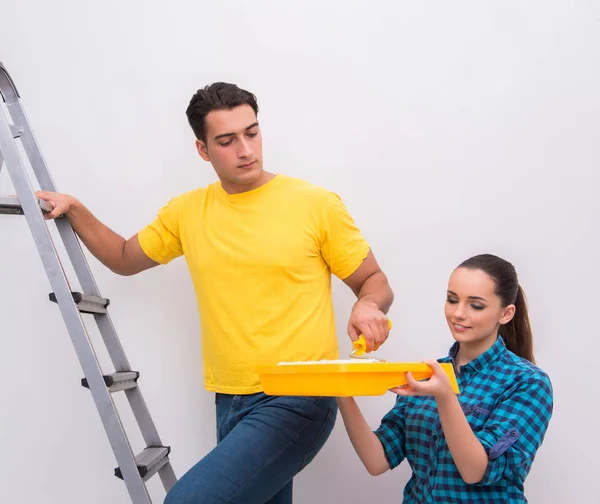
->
[1,1,598,502]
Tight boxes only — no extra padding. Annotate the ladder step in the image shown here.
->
[49,291,110,314]
[114,446,171,481]
[81,371,140,392]
[0,195,53,215]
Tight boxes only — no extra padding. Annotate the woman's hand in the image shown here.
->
[390,360,455,399]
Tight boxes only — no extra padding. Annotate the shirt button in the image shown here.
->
[511,430,518,437]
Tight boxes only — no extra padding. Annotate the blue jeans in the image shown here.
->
[164,392,338,504]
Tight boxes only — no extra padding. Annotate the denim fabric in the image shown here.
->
[164,392,337,504]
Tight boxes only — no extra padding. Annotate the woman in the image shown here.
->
[337,254,553,503]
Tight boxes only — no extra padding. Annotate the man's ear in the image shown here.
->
[196,139,210,162]
[499,304,516,325]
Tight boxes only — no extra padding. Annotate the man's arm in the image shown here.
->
[343,250,394,351]
[36,191,158,276]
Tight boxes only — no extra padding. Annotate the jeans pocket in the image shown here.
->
[298,398,337,471]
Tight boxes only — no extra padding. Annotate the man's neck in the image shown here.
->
[221,171,276,194]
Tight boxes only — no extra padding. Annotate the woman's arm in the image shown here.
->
[393,360,553,486]
[391,360,487,484]
[434,392,488,483]
[336,397,391,476]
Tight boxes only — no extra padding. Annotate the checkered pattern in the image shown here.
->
[374,336,553,503]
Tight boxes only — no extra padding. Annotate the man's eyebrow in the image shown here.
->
[214,122,259,141]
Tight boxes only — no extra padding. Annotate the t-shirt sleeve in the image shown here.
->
[320,193,370,279]
[137,197,185,265]
[475,371,553,486]
[373,396,408,470]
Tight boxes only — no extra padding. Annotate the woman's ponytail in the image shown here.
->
[501,285,535,363]
[458,254,535,363]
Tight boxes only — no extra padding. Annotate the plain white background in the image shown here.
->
[1,1,598,502]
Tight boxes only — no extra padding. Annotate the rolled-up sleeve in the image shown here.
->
[373,396,408,470]
[476,372,553,486]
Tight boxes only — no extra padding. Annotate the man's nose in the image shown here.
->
[237,138,252,158]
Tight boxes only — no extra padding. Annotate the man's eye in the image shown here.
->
[247,132,257,138]
[219,140,233,147]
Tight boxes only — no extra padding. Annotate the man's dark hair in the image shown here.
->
[185,82,259,143]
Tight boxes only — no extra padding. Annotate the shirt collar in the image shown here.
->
[448,335,506,372]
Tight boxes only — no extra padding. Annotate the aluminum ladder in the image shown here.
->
[0,60,177,503]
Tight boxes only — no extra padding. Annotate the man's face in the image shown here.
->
[196,104,264,193]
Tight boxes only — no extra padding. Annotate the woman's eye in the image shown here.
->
[446,298,458,304]
[471,304,485,310]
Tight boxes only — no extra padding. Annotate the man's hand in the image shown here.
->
[347,299,390,352]
[342,250,394,353]
[35,190,76,220]
[389,360,455,399]
[33,191,157,276]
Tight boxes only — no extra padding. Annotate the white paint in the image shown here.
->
[277,360,380,365]
[1,1,598,502]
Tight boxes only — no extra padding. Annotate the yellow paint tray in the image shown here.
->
[256,361,460,397]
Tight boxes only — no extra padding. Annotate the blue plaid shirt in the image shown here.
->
[374,336,553,503]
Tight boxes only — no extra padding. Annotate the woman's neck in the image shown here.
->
[455,333,498,369]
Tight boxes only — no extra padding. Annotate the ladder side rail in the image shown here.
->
[0,102,154,504]
[124,385,178,490]
[10,96,175,460]
[7,98,136,369]
[2,61,177,495]
[0,61,19,177]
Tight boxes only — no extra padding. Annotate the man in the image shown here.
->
[37,82,394,503]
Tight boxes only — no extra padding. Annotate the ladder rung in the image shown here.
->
[114,446,171,482]
[0,195,53,215]
[81,371,140,393]
[49,291,110,314]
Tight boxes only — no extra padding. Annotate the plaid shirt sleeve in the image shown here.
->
[373,396,408,469]
[475,370,553,486]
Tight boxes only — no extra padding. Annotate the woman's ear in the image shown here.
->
[499,304,516,325]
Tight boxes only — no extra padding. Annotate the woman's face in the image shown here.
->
[445,267,515,346]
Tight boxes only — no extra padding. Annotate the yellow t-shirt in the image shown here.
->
[137,174,370,394]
